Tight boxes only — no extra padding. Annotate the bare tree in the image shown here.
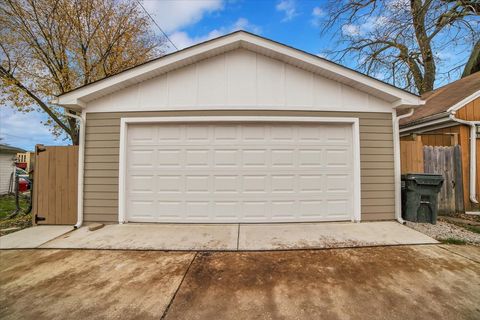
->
[320,0,479,94]
[462,39,480,76]
[0,0,165,144]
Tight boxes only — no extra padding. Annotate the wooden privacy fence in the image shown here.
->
[32,145,78,225]
[423,145,463,215]
[400,136,424,173]
[400,137,464,215]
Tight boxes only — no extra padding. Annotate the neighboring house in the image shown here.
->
[0,144,26,194]
[400,72,480,211]
[54,31,423,227]
[16,151,35,172]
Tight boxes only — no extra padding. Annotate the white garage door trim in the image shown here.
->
[118,116,361,223]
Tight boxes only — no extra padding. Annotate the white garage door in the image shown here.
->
[125,122,354,223]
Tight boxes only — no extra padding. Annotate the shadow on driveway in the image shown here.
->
[1,245,479,320]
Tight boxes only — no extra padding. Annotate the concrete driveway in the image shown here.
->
[1,222,437,251]
[1,245,479,320]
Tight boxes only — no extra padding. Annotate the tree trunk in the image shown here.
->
[66,115,79,145]
[462,40,480,77]
[411,0,436,94]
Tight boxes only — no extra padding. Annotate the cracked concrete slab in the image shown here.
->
[1,245,478,319]
[163,245,480,320]
[438,244,480,263]
[0,250,194,320]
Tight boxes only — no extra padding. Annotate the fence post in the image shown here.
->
[454,145,464,212]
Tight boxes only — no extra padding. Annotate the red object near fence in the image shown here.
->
[18,178,29,192]
[16,162,27,170]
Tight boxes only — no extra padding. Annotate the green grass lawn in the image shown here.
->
[464,224,480,234]
[0,194,32,236]
[0,194,30,219]
[439,238,467,245]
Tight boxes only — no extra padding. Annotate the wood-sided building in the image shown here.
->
[400,72,480,212]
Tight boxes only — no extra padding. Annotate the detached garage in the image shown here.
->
[55,31,423,226]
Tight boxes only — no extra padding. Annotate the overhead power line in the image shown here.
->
[134,0,178,51]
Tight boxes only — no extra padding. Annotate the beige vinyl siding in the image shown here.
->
[84,110,395,222]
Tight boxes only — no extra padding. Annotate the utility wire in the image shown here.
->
[134,0,178,51]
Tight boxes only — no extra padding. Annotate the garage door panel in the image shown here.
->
[326,174,352,193]
[214,125,239,141]
[242,149,268,167]
[129,176,154,193]
[185,175,210,193]
[243,175,268,193]
[185,201,210,219]
[271,201,296,219]
[298,200,325,218]
[214,149,239,167]
[127,200,156,220]
[156,149,182,167]
[157,125,182,141]
[126,122,355,223]
[129,149,155,168]
[214,175,240,193]
[326,199,351,217]
[298,175,324,192]
[271,149,295,167]
[271,126,295,141]
[271,175,296,193]
[298,149,323,167]
[185,150,209,167]
[157,175,183,193]
[244,125,268,141]
[128,126,156,144]
[243,201,268,220]
[186,125,209,141]
[155,201,184,220]
[325,149,352,168]
[213,201,240,220]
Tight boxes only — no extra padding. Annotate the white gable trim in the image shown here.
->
[55,31,422,109]
[447,90,480,113]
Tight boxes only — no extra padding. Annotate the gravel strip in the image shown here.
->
[406,221,480,245]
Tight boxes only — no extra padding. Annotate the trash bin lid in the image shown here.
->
[402,173,444,186]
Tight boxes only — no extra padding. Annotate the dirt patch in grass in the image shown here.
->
[0,214,32,236]
[447,212,480,223]
[439,216,480,234]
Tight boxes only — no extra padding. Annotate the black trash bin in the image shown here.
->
[401,174,444,224]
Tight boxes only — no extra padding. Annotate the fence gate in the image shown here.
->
[423,145,463,215]
[32,145,78,225]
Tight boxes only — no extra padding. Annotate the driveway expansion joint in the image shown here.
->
[236,224,240,250]
[160,252,198,320]
[438,245,480,264]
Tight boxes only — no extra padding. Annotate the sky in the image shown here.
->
[0,0,474,151]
